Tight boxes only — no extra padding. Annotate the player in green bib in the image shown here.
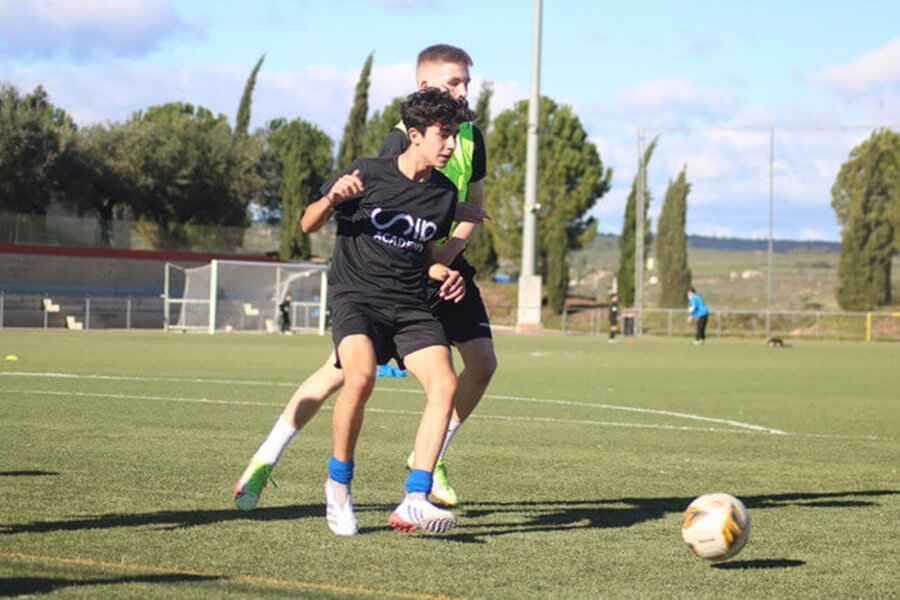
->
[234,44,496,517]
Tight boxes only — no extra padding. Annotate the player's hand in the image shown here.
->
[430,264,466,303]
[327,169,363,206]
[455,203,490,224]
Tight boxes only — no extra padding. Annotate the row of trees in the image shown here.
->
[1,54,897,311]
[0,54,614,313]
[613,129,899,312]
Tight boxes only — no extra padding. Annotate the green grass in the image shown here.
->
[1,330,898,598]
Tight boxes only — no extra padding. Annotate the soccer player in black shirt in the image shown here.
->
[299,88,472,536]
[234,44,493,516]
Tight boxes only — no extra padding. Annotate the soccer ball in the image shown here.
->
[681,493,750,560]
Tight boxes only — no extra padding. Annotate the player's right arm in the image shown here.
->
[300,169,364,234]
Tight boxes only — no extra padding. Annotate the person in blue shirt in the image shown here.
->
[687,287,709,345]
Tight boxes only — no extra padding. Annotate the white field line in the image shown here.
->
[0,387,883,440]
[1,370,782,433]
[2,388,766,435]
[0,370,882,440]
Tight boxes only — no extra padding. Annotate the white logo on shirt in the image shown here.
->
[371,208,438,243]
[370,207,439,252]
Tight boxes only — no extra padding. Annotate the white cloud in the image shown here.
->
[610,76,737,118]
[799,228,828,242]
[0,0,202,60]
[4,61,520,145]
[806,37,900,95]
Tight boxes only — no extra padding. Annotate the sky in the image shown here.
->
[3,0,900,241]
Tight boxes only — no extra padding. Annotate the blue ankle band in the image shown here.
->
[328,456,354,484]
[405,469,433,494]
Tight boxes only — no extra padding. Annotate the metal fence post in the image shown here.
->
[667,309,673,337]
[85,295,91,330]
[0,292,4,330]
[126,296,132,330]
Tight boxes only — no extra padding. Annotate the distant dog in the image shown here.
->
[767,337,786,348]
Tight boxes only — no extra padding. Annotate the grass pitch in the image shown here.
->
[1,330,898,598]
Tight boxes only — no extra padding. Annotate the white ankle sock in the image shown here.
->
[255,415,297,465]
[438,421,461,460]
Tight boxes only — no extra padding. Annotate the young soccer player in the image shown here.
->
[302,88,474,535]
[234,44,495,512]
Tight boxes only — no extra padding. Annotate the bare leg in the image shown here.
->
[331,336,377,462]
[450,337,497,424]
[403,345,457,473]
[281,351,345,429]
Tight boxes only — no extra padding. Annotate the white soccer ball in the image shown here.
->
[681,493,751,561]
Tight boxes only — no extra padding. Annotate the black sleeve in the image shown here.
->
[378,127,409,158]
[471,125,487,183]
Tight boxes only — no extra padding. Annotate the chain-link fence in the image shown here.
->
[561,305,900,342]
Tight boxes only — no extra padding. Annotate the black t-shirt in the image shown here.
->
[323,157,458,306]
[378,124,486,183]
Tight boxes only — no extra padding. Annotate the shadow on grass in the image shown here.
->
[711,559,805,570]
[2,490,896,541]
[441,489,900,544]
[0,573,219,597]
[0,470,59,477]
[0,502,395,535]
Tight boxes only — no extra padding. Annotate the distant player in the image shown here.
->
[687,287,709,345]
[300,88,473,535]
[608,292,619,343]
[278,293,292,334]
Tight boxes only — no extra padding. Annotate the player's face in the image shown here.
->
[418,61,471,102]
[418,123,459,168]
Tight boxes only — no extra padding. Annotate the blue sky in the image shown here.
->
[3,0,900,241]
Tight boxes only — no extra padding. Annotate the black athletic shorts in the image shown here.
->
[330,296,450,367]
[428,256,493,344]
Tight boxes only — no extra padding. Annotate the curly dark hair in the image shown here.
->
[400,88,474,137]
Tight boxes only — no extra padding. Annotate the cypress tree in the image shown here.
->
[472,80,493,134]
[269,119,334,261]
[544,216,570,313]
[657,165,692,307]
[465,80,497,278]
[361,96,403,158]
[336,53,373,171]
[617,137,657,307]
[235,54,265,138]
[832,129,900,309]
[465,225,497,279]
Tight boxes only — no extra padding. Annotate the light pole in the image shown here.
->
[516,0,543,331]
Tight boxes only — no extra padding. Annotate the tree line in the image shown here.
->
[1,55,897,311]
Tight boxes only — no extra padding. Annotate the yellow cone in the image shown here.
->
[5,354,19,361]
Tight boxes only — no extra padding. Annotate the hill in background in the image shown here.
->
[562,233,855,312]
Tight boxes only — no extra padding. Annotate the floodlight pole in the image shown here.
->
[208,259,218,335]
[766,127,774,339]
[635,129,646,336]
[516,0,543,330]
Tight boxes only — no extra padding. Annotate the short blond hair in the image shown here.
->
[417,44,473,69]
